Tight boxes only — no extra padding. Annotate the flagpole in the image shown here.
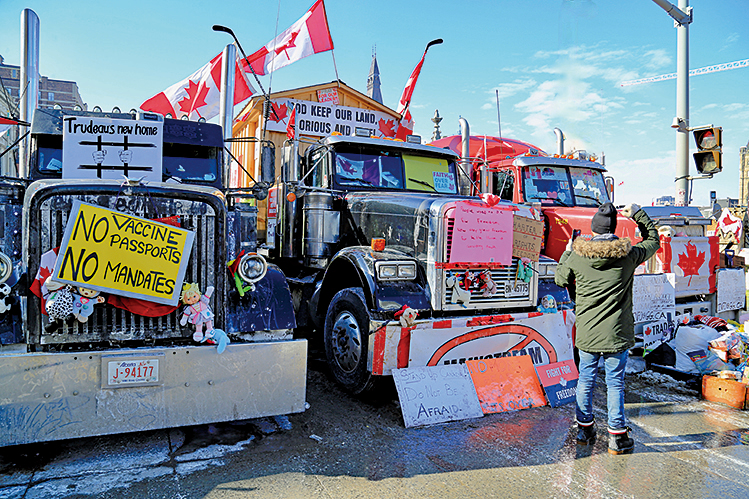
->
[213,25,280,136]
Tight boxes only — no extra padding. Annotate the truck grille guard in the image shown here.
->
[24,181,225,348]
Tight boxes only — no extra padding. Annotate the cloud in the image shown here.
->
[643,49,671,70]
[720,33,739,51]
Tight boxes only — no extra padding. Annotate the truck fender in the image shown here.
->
[309,247,430,329]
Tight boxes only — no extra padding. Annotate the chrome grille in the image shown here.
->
[26,186,224,347]
[441,211,533,310]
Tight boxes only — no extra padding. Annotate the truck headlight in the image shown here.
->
[0,252,12,284]
[238,253,268,284]
[375,261,417,281]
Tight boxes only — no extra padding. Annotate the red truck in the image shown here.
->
[430,130,639,261]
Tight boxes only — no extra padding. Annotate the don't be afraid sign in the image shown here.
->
[54,201,194,305]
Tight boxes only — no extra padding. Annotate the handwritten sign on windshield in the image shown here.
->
[450,202,513,265]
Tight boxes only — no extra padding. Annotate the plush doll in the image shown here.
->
[394,304,418,327]
[44,277,75,332]
[478,270,498,297]
[0,283,11,314]
[201,328,230,354]
[72,287,106,323]
[180,283,215,342]
[446,272,470,306]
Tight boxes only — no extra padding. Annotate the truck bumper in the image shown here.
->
[369,311,575,375]
[0,340,307,447]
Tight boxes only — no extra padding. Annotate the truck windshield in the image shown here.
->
[568,167,609,206]
[163,142,219,183]
[522,166,609,207]
[332,146,457,193]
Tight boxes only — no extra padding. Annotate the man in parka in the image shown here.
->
[555,202,660,454]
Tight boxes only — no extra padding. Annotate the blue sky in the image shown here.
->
[1,0,746,206]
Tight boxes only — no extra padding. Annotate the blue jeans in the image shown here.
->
[575,349,628,430]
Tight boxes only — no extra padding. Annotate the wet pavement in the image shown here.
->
[2,355,749,498]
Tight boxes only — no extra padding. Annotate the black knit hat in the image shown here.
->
[591,202,617,234]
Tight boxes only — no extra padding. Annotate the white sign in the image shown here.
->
[717,268,746,313]
[393,365,484,428]
[633,274,676,323]
[264,98,397,138]
[642,319,670,355]
[62,116,163,182]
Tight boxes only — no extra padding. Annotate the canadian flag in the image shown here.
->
[394,40,441,141]
[243,0,334,76]
[286,105,297,140]
[140,50,256,121]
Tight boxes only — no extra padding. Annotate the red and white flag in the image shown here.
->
[394,40,441,141]
[286,105,297,140]
[243,0,334,76]
[140,50,255,121]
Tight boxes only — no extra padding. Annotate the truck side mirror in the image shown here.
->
[261,145,275,185]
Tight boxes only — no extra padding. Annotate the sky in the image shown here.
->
[0,0,747,207]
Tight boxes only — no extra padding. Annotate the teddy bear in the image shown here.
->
[394,304,419,328]
[71,287,106,323]
[43,277,75,332]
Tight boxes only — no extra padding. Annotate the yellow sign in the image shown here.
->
[54,201,194,305]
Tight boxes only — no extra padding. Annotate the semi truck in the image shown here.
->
[0,109,306,447]
[430,121,744,353]
[259,128,575,395]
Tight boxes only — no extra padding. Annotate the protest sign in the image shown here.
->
[54,201,194,305]
[466,356,546,413]
[393,365,483,428]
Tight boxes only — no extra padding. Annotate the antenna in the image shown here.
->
[496,90,502,139]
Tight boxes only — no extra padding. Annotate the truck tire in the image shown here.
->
[324,287,376,395]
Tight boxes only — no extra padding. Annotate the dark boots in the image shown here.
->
[576,421,596,445]
[608,427,634,455]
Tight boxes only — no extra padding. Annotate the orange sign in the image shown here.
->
[466,356,546,414]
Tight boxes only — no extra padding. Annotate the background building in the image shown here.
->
[0,54,86,113]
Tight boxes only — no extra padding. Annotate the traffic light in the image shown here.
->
[693,127,722,174]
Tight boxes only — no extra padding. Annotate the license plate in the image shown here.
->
[505,282,529,297]
[106,359,159,387]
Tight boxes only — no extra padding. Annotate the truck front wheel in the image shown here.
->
[323,287,376,395]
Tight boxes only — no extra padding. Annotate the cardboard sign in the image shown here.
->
[512,216,543,261]
[466,356,546,413]
[54,201,194,305]
[450,202,513,265]
[642,319,670,355]
[393,365,484,428]
[717,268,746,313]
[535,359,578,407]
[62,116,163,182]
[632,273,676,323]
[264,98,395,138]
[655,237,718,297]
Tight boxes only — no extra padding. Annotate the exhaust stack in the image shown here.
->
[553,127,564,156]
[19,8,39,178]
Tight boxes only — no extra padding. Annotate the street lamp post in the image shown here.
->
[652,0,692,206]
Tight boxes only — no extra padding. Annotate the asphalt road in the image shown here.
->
[2,355,749,499]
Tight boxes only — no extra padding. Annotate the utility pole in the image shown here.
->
[652,0,692,206]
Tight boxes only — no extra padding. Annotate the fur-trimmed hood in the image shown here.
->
[572,236,632,260]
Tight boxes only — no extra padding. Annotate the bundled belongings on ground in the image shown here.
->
[645,314,749,381]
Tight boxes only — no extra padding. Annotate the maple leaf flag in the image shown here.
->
[140,50,255,121]
[286,105,296,140]
[243,0,334,76]
[394,39,442,141]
